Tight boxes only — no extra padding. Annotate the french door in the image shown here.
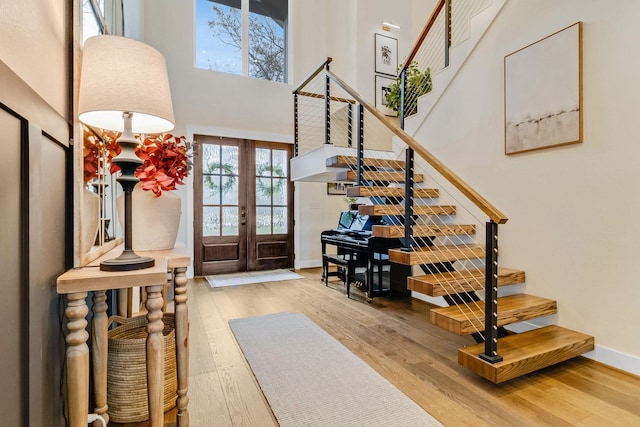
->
[194,136,294,276]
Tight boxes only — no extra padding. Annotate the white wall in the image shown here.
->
[0,0,68,117]
[412,0,640,366]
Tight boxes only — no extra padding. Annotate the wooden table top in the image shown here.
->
[57,244,190,294]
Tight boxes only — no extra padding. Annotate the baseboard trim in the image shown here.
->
[295,260,322,270]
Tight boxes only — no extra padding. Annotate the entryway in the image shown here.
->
[193,135,294,276]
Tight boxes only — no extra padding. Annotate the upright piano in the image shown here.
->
[321,211,406,300]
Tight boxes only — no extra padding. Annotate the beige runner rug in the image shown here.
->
[229,312,443,427]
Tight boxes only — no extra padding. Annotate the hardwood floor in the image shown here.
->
[113,268,640,426]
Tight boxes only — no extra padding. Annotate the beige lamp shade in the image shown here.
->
[78,35,175,133]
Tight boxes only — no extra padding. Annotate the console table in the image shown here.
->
[57,246,191,427]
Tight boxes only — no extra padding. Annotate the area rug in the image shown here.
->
[229,312,443,427]
[206,269,304,288]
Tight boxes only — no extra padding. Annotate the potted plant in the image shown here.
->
[116,133,191,250]
[384,62,432,117]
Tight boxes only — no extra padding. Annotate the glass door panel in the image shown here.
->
[195,137,247,275]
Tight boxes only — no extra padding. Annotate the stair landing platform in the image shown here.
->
[458,325,594,383]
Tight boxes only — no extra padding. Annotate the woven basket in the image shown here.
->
[107,314,177,423]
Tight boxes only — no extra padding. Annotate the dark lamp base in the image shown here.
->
[100,250,155,272]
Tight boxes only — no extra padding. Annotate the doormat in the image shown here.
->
[229,312,443,427]
[206,269,304,288]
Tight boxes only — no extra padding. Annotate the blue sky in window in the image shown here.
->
[195,0,241,75]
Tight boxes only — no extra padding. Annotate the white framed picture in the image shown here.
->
[375,33,398,76]
[504,22,583,155]
[375,75,397,117]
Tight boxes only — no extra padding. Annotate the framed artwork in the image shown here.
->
[327,182,353,195]
[375,33,398,76]
[375,75,397,116]
[504,22,583,155]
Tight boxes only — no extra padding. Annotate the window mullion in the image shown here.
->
[241,0,249,76]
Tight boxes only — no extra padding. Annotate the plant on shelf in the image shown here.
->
[384,62,432,117]
[134,133,191,197]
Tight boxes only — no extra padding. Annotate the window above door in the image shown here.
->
[195,0,288,83]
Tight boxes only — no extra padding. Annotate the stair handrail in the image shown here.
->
[292,57,333,94]
[400,0,447,75]
[325,69,508,224]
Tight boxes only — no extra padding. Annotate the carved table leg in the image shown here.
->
[145,284,165,427]
[174,267,190,426]
[91,290,109,426]
[65,292,90,427]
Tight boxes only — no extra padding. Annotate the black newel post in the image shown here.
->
[480,220,503,363]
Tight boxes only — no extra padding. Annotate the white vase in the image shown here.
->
[117,186,182,251]
[81,188,100,254]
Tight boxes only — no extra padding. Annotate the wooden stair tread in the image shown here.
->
[458,325,595,383]
[372,224,475,239]
[359,204,456,216]
[430,294,557,335]
[408,267,525,297]
[389,244,485,265]
[336,170,424,183]
[347,186,439,199]
[326,155,405,170]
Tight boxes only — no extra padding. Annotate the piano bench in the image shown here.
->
[322,254,358,297]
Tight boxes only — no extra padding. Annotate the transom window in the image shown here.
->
[195,0,288,83]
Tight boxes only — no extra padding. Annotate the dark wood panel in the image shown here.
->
[0,105,25,427]
[257,240,288,259]
[204,243,239,262]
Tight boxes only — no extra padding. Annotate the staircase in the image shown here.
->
[292,0,594,383]
[331,153,594,383]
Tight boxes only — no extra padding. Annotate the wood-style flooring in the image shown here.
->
[112,268,640,426]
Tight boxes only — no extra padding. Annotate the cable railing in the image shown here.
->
[399,0,493,122]
[293,53,508,361]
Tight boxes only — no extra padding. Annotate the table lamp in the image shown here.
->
[78,35,175,271]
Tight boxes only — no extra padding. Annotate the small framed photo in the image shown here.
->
[375,33,398,76]
[327,182,353,195]
[375,75,397,116]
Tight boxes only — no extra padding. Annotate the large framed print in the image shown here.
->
[375,75,397,116]
[375,33,398,76]
[504,22,583,155]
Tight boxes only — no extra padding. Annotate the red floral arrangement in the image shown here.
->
[135,133,190,197]
[83,129,190,197]
[83,127,121,183]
